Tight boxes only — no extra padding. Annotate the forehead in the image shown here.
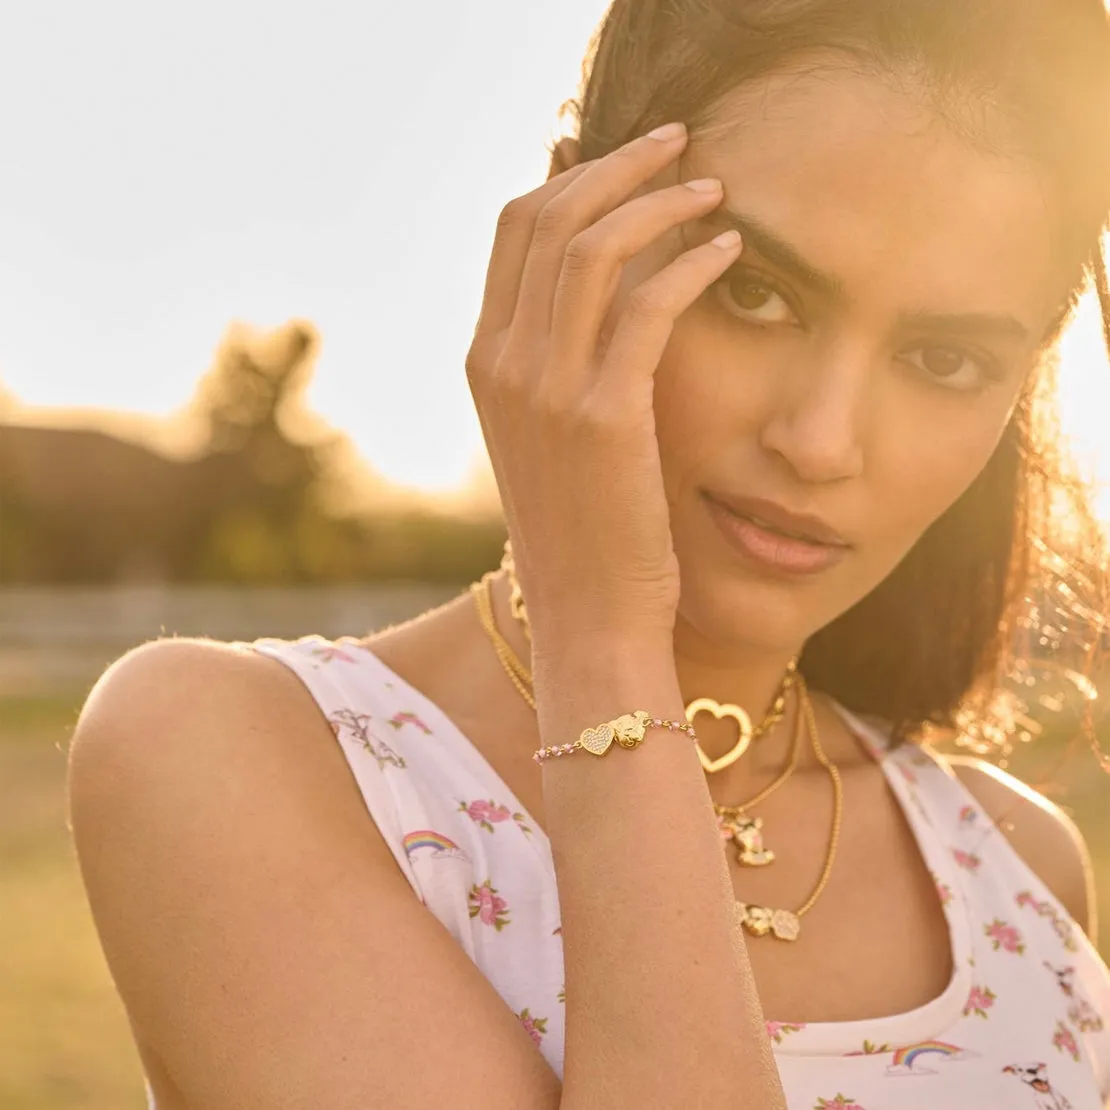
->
[686,63,1069,327]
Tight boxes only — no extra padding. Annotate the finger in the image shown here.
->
[544,179,724,398]
[589,230,744,404]
[508,124,691,350]
[547,137,581,182]
[473,160,596,342]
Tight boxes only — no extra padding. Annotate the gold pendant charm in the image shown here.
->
[726,817,775,867]
[685,698,754,774]
[611,710,650,748]
[736,903,801,941]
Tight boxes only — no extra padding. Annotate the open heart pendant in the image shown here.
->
[685,698,754,774]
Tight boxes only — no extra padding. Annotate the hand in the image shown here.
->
[466,122,743,645]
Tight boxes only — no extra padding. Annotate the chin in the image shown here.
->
[675,568,819,655]
[672,500,861,654]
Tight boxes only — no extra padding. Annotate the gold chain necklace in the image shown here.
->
[468,569,843,941]
[499,541,798,773]
[734,689,843,941]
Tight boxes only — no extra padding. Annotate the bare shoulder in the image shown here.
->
[67,636,561,1110]
[946,753,1097,940]
[74,636,319,752]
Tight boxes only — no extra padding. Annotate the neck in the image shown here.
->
[488,569,830,777]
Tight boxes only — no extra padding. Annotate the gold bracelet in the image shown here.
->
[533,709,699,763]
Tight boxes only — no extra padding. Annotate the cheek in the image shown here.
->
[870,394,1017,550]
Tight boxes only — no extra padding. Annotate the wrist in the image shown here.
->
[530,631,681,705]
[530,627,676,672]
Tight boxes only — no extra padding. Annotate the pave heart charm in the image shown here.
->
[578,722,616,756]
[685,698,754,774]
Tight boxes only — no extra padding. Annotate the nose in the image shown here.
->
[758,341,868,485]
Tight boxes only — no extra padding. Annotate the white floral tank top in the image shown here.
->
[146,634,1110,1110]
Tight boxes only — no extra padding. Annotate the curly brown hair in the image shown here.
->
[559,0,1110,749]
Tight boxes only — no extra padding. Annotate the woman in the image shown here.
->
[68,1,1110,1107]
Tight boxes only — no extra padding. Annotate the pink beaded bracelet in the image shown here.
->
[533,711,699,763]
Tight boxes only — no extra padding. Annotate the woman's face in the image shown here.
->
[605,63,1072,654]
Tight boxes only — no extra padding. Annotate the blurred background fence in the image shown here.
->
[0,583,458,696]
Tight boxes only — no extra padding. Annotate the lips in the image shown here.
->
[737,511,824,545]
[702,495,850,576]
[703,492,851,548]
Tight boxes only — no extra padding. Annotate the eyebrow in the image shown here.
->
[707,206,1032,344]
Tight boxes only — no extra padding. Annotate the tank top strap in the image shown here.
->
[243,634,568,1072]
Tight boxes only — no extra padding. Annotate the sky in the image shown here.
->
[0,1,608,496]
[1,1,1109,507]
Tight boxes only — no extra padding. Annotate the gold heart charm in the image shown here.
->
[578,723,616,756]
[685,698,753,774]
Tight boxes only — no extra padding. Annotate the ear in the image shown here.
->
[547,136,581,181]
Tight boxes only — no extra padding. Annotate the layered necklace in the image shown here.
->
[469,542,844,942]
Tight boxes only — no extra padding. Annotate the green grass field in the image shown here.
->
[2,690,1109,1109]
[0,693,147,1110]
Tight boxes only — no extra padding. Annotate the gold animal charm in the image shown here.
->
[726,816,775,867]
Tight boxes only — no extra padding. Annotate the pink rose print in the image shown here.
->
[461,799,512,829]
[1053,1020,1080,1062]
[897,763,918,784]
[468,880,511,930]
[814,1097,865,1109]
[963,985,997,1018]
[958,804,979,826]
[388,710,433,734]
[984,919,1026,954]
[516,1008,549,1047]
[765,1021,805,1044]
[935,878,954,907]
[952,848,982,873]
[459,799,533,836]
[311,644,358,663]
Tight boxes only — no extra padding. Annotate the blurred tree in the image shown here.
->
[183,319,341,582]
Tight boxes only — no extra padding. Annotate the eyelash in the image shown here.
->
[709,265,1006,393]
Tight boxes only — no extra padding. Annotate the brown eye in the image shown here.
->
[732,280,774,310]
[902,343,999,392]
[919,345,966,378]
[714,269,796,324]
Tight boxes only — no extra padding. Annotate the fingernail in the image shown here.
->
[685,178,722,193]
[712,230,743,250]
[647,121,687,142]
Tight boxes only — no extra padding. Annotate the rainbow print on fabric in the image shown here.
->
[887,1040,975,1075]
[402,830,469,862]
